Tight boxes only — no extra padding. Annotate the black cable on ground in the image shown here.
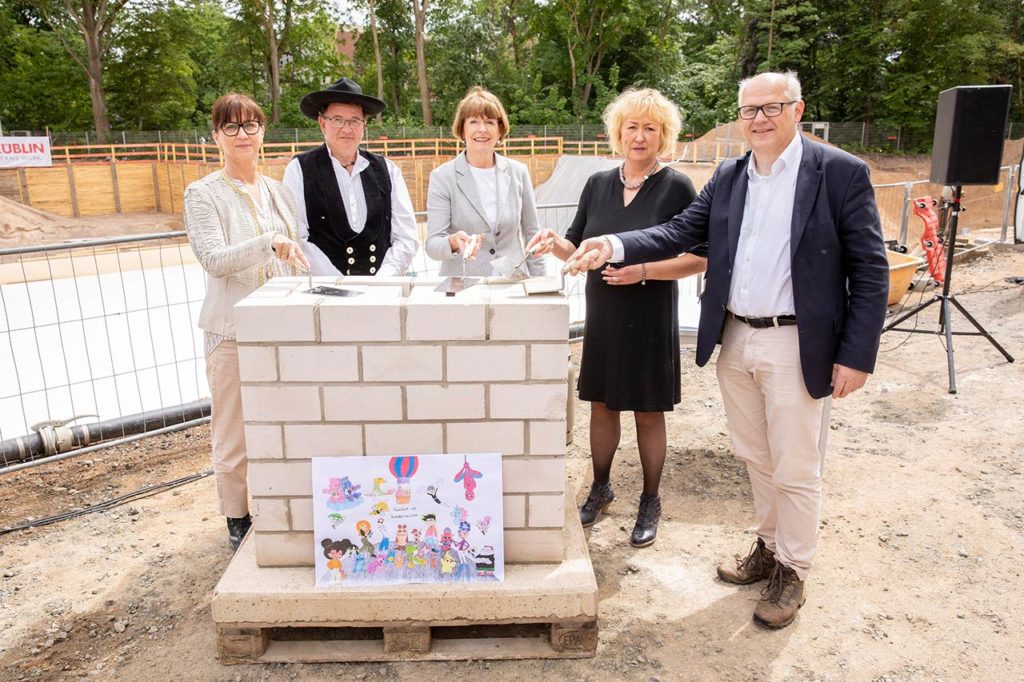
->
[0,469,213,536]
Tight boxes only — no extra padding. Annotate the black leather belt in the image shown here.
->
[728,311,797,328]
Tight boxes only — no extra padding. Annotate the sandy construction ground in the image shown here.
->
[1,248,1023,681]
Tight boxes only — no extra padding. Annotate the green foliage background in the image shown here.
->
[1,0,1022,150]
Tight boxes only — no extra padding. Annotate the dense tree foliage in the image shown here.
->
[0,0,1021,148]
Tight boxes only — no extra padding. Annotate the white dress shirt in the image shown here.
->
[608,132,803,317]
[282,151,418,277]
[728,131,802,317]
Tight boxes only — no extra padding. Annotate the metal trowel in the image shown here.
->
[436,234,482,296]
[491,237,554,279]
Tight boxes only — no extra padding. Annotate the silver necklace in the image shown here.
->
[619,160,660,190]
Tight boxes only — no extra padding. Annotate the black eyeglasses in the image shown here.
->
[219,120,263,136]
[736,101,797,120]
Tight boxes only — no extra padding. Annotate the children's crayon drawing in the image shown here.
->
[312,453,504,587]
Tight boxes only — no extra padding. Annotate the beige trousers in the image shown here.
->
[716,319,826,580]
[206,340,249,518]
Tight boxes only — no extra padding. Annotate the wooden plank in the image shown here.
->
[72,165,116,216]
[217,616,597,664]
[115,163,158,212]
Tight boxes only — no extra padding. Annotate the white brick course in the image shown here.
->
[446,421,524,456]
[236,345,277,382]
[279,346,358,382]
[405,287,486,340]
[248,461,312,496]
[323,386,403,422]
[488,297,568,341]
[530,344,570,380]
[289,498,314,531]
[253,531,314,566]
[446,345,526,382]
[502,458,565,493]
[235,298,316,342]
[244,424,283,459]
[503,494,526,528]
[365,423,443,455]
[406,384,485,420]
[363,345,442,382]
[284,424,363,457]
[319,294,402,342]
[528,494,565,528]
[528,421,567,456]
[504,529,564,563]
[251,497,289,531]
[241,385,321,422]
[490,383,567,420]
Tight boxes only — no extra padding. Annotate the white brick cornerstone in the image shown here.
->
[234,276,570,568]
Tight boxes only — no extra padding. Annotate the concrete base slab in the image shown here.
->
[211,485,598,662]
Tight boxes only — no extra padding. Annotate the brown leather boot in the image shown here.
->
[717,537,776,584]
[753,563,806,629]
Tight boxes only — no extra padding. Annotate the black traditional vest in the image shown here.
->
[296,145,392,275]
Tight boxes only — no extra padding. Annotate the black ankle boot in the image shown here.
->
[227,514,252,551]
[579,482,615,528]
[629,494,661,547]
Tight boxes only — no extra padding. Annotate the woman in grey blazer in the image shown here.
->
[425,87,544,277]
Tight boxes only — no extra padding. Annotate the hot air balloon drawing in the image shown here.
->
[388,456,420,505]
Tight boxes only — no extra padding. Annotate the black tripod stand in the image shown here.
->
[883,185,1014,393]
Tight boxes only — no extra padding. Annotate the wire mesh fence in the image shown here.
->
[2,166,1017,469]
[14,120,1022,151]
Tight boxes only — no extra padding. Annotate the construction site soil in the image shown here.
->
[2,247,1023,681]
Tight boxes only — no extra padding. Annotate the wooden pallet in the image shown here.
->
[217,617,597,663]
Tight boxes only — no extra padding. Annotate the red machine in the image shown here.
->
[912,195,946,284]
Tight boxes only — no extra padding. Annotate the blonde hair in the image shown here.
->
[602,88,681,158]
[451,87,510,141]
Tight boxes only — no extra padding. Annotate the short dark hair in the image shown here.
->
[211,93,266,130]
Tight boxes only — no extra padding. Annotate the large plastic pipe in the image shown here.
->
[0,400,210,465]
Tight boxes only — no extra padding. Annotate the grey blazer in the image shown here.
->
[425,152,543,276]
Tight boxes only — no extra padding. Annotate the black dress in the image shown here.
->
[565,167,698,412]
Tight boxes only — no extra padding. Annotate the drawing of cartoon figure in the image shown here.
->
[476,515,491,535]
[394,524,408,550]
[371,501,389,515]
[375,517,390,552]
[426,484,442,504]
[474,545,496,578]
[422,514,438,549]
[453,456,483,501]
[321,538,354,583]
[323,476,362,510]
[450,505,468,525]
[439,526,454,553]
[355,519,376,556]
[440,551,457,575]
[453,550,474,582]
[366,553,386,575]
[372,477,388,496]
[455,520,471,552]
[406,544,425,570]
[353,553,367,575]
[410,528,421,546]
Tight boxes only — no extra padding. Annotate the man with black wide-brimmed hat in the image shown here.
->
[283,77,417,276]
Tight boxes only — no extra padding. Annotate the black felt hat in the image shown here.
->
[299,77,387,120]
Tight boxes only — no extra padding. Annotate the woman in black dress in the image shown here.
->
[528,88,706,547]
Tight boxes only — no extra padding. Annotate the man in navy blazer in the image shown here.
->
[570,71,889,628]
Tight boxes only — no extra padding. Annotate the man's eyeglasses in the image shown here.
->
[736,101,797,120]
[321,115,365,130]
[219,120,263,136]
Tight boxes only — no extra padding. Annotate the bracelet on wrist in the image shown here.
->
[640,262,647,285]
